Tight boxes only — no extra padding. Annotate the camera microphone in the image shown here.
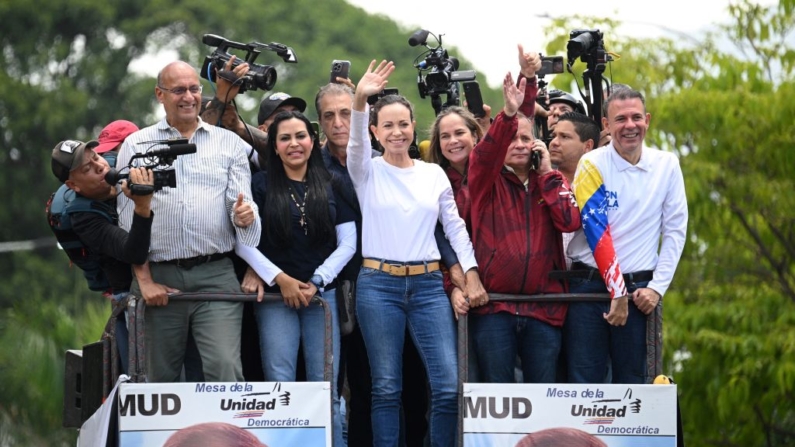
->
[202,34,224,47]
[146,143,197,158]
[408,29,430,47]
[102,168,154,195]
[105,169,126,185]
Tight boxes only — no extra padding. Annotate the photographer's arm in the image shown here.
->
[199,55,269,159]
[71,168,154,265]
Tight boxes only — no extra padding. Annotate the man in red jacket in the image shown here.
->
[467,47,581,383]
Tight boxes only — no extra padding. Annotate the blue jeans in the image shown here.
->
[471,312,561,383]
[256,289,344,447]
[356,265,458,447]
[564,278,650,384]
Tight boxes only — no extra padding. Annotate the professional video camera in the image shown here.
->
[200,34,298,94]
[408,29,476,116]
[105,139,197,195]
[565,29,613,124]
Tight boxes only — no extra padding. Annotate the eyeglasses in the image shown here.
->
[157,84,203,95]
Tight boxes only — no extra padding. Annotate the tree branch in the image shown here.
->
[730,205,795,302]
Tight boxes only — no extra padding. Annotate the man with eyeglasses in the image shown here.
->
[116,60,261,383]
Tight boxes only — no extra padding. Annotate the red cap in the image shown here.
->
[95,120,139,154]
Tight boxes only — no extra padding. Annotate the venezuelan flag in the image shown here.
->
[573,159,627,299]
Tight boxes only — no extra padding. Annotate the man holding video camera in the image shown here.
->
[566,87,687,384]
[116,60,261,383]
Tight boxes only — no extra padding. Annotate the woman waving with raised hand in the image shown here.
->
[346,60,478,447]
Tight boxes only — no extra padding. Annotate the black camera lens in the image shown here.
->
[252,66,277,91]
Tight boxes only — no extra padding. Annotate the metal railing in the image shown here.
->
[455,292,663,446]
[101,292,333,398]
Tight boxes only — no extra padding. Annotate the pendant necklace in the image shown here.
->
[288,181,308,235]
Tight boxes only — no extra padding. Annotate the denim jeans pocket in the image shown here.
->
[425,269,443,280]
[358,266,380,278]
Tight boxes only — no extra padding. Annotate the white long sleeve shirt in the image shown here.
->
[569,143,688,297]
[346,110,477,271]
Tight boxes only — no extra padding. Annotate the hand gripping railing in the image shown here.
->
[455,292,663,447]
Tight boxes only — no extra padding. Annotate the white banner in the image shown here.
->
[463,383,677,447]
[118,382,331,446]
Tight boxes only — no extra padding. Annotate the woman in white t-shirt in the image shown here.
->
[346,60,478,447]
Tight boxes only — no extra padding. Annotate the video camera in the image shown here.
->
[565,29,613,124]
[408,29,476,116]
[104,139,197,195]
[200,34,298,94]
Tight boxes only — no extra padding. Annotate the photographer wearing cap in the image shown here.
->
[256,91,307,131]
[51,136,156,372]
[116,60,261,383]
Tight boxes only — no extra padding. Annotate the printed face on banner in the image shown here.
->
[462,383,678,447]
[117,382,332,447]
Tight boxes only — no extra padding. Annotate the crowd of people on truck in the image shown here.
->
[49,42,687,447]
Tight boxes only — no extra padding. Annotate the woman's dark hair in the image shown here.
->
[369,94,414,127]
[263,110,334,248]
[427,106,483,171]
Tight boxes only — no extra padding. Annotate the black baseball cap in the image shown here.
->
[257,92,307,125]
[51,140,100,183]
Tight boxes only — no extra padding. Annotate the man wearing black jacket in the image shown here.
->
[51,139,158,372]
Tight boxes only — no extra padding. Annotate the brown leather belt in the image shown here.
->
[362,259,440,276]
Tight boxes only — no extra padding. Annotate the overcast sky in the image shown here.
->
[346,0,774,87]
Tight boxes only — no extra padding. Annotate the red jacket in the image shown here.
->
[468,111,581,327]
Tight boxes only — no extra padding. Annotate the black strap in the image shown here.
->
[549,263,654,284]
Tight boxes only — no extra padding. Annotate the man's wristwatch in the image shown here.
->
[310,274,325,293]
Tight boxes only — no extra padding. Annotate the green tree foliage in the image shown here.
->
[0,0,495,442]
[541,1,794,445]
[4,0,792,444]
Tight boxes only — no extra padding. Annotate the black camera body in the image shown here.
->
[200,34,298,94]
[567,29,610,72]
[409,30,476,115]
[566,29,613,124]
[105,139,197,195]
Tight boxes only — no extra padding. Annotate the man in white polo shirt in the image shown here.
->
[565,87,688,384]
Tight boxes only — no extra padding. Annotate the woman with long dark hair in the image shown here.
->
[236,110,355,447]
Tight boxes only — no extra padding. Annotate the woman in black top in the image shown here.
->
[236,111,355,447]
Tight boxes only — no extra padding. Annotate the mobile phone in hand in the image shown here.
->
[538,55,564,77]
[330,60,351,84]
[463,81,486,118]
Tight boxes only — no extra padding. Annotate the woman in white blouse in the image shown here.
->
[346,60,478,447]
